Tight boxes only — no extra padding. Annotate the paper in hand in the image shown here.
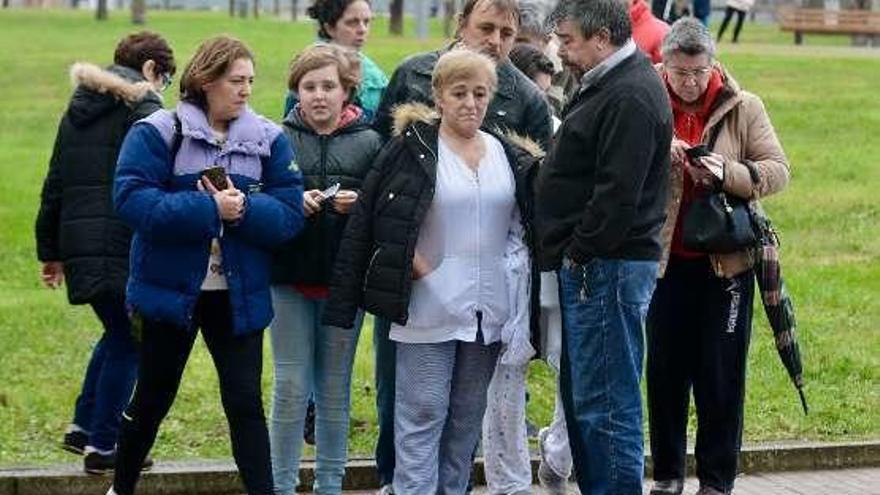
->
[320,182,341,201]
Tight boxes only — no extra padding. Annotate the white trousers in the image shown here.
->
[539,272,572,479]
[483,361,532,494]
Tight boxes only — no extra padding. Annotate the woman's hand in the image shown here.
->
[40,261,64,289]
[412,251,432,280]
[303,189,325,217]
[332,190,358,215]
[671,138,689,166]
[199,176,245,222]
[688,152,725,189]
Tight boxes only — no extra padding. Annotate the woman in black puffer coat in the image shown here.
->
[34,31,175,474]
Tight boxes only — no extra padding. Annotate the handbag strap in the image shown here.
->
[705,120,761,186]
[705,120,724,152]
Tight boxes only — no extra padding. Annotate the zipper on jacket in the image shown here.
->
[363,246,382,291]
[319,135,328,191]
[474,166,483,335]
[412,126,438,163]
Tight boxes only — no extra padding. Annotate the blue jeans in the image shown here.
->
[72,298,138,452]
[372,315,396,486]
[269,286,363,495]
[557,258,658,495]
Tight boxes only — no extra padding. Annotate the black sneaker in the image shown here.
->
[649,479,684,495]
[84,451,154,475]
[303,399,316,445]
[61,430,88,455]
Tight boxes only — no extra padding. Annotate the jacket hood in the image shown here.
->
[67,63,160,128]
[390,102,544,159]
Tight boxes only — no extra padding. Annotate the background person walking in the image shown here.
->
[717,0,754,43]
[35,31,175,475]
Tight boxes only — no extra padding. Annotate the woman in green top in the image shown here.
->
[284,0,388,121]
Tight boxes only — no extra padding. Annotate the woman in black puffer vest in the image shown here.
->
[269,43,383,495]
[34,31,175,474]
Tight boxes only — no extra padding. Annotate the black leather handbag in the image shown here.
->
[682,189,756,253]
[681,125,759,253]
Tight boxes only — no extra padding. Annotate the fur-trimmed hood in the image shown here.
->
[391,102,544,159]
[66,63,160,128]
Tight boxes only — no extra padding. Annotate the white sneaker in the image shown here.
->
[105,487,118,495]
[537,427,568,495]
[376,484,394,495]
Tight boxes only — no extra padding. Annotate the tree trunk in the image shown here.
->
[96,0,108,20]
[291,0,297,20]
[443,0,455,37]
[3,0,10,8]
[253,0,259,18]
[230,0,235,16]
[273,0,279,16]
[132,0,146,24]
[389,0,404,35]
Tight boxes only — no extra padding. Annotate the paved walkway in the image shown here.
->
[342,467,880,494]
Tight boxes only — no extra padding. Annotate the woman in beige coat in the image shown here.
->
[647,19,789,495]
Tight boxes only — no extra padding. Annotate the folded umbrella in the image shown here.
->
[752,212,808,414]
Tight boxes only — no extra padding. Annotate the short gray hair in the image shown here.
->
[550,0,632,47]
[661,17,716,60]
[517,0,553,40]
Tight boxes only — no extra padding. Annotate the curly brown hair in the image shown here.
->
[113,31,176,77]
[179,36,254,109]
[307,0,371,40]
[288,43,361,103]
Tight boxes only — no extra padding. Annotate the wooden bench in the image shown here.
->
[777,7,880,45]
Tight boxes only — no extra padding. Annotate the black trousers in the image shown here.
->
[113,291,273,495]
[646,257,753,494]
[718,6,747,42]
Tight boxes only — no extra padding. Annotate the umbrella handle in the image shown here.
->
[798,388,809,415]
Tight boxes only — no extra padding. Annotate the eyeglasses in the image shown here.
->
[667,66,712,81]
[159,72,173,92]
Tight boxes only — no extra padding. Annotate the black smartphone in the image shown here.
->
[202,166,228,190]
[684,144,710,161]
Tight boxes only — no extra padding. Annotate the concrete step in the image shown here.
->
[1,441,878,495]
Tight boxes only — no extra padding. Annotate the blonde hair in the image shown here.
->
[180,35,253,108]
[288,43,361,102]
[431,48,498,100]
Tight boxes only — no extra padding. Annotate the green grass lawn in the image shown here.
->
[0,9,877,466]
